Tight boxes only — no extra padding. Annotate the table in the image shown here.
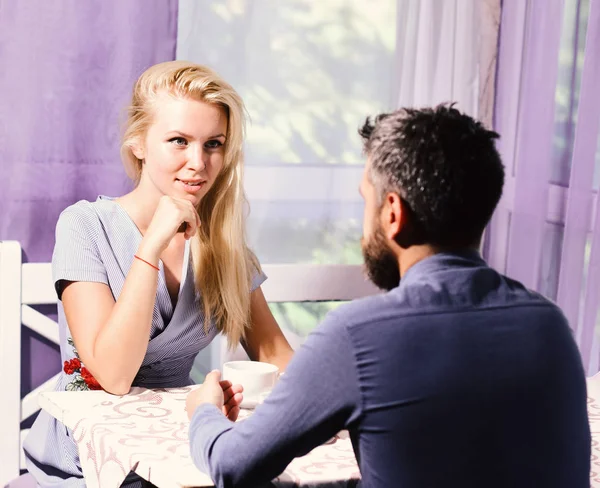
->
[587,375,600,487]
[38,387,360,488]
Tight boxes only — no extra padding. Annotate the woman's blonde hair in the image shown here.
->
[121,60,260,348]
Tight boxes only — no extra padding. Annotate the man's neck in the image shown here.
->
[397,244,479,277]
[397,245,438,277]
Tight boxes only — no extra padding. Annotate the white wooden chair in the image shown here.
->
[0,241,61,486]
[0,240,379,486]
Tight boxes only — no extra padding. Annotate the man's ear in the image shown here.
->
[380,192,405,242]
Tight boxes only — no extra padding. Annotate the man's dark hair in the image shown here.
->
[359,104,504,248]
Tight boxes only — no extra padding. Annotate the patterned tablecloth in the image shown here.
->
[41,377,600,487]
[38,387,360,488]
[588,375,600,487]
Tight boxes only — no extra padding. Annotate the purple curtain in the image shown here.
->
[485,0,600,374]
[485,0,565,286]
[0,0,178,394]
[568,0,600,372]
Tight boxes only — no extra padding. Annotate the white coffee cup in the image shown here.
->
[222,361,279,409]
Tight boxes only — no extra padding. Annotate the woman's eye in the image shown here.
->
[169,137,188,147]
[205,140,223,149]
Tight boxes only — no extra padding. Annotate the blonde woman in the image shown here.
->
[24,61,293,487]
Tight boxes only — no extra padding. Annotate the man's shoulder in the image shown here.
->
[323,291,401,332]
[496,273,567,316]
[321,273,567,332]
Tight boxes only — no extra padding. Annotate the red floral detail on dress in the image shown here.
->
[64,338,103,391]
[80,367,102,390]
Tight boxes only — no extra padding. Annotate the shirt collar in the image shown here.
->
[397,249,486,291]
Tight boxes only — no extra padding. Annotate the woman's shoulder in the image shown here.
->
[59,196,120,222]
[60,198,97,214]
[55,198,107,235]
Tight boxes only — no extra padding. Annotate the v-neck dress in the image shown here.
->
[23,196,266,487]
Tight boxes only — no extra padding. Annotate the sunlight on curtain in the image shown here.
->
[178,0,398,270]
[540,0,600,373]
[176,0,494,375]
[488,0,600,374]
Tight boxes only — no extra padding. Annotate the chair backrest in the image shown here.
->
[0,241,60,486]
[212,262,381,367]
[260,264,378,303]
[0,240,378,485]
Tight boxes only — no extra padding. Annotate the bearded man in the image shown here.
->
[186,105,590,488]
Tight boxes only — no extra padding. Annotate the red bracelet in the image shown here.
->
[134,255,160,271]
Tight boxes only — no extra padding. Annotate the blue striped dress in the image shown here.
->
[23,196,265,487]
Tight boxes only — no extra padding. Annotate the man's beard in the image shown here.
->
[361,224,400,291]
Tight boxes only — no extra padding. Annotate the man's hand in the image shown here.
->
[186,370,244,422]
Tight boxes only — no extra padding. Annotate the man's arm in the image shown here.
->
[189,314,363,487]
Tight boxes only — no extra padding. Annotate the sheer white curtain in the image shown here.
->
[395,0,499,126]
[176,0,499,376]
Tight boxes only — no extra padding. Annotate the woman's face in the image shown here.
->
[134,93,228,206]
